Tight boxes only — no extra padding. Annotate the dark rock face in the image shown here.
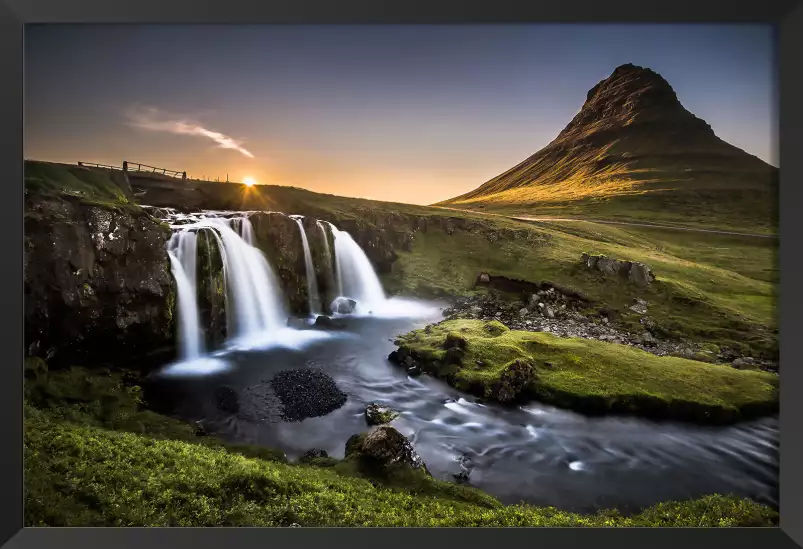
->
[196,228,227,349]
[24,196,175,369]
[345,425,429,474]
[269,368,348,422]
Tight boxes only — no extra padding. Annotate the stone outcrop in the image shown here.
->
[24,195,175,369]
[581,253,655,287]
[345,425,429,475]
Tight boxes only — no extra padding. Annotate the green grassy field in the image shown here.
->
[439,186,778,237]
[393,319,778,423]
[385,216,777,359]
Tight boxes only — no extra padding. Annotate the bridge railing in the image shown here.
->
[78,161,122,171]
[123,161,186,180]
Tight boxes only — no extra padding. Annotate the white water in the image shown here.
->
[169,216,287,347]
[330,226,386,313]
[291,216,321,315]
[160,211,436,376]
[167,231,203,360]
[316,221,335,291]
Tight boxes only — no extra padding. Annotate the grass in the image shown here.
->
[393,319,778,424]
[25,161,132,208]
[440,187,778,237]
[24,411,777,527]
[385,216,777,358]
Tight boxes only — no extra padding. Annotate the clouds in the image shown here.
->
[126,106,254,158]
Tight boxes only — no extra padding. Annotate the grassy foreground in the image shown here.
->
[24,360,777,527]
[24,411,777,527]
[393,320,778,424]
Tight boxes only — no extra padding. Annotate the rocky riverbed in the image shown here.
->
[442,289,778,373]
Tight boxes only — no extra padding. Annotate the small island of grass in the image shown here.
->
[391,319,778,424]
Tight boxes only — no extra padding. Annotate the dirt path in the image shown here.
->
[434,206,777,239]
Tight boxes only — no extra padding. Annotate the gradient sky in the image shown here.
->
[25,24,776,205]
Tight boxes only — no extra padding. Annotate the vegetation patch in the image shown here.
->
[391,319,778,424]
[24,414,777,527]
[25,161,132,208]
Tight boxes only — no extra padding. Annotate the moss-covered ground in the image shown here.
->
[393,320,778,424]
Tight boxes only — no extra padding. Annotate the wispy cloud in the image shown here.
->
[126,106,254,158]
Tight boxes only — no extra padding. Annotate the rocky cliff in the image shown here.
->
[24,191,175,369]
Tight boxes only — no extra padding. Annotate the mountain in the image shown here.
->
[436,64,778,233]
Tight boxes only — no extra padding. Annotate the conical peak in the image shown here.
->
[561,63,705,140]
[586,64,675,101]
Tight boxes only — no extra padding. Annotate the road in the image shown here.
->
[435,206,778,240]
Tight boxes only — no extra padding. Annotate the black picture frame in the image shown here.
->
[2,0,801,547]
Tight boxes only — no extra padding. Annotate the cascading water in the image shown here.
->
[316,221,335,290]
[330,226,386,313]
[291,216,321,315]
[161,209,430,373]
[167,231,203,360]
[168,215,287,348]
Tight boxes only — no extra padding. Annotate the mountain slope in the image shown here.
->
[436,64,778,234]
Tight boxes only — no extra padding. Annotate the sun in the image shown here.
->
[243,176,256,187]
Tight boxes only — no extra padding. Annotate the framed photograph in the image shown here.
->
[3,0,802,547]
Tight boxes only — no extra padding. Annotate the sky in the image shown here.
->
[24,24,777,205]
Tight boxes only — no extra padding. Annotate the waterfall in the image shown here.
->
[316,221,336,297]
[291,216,321,315]
[169,215,286,346]
[167,231,203,360]
[330,226,386,312]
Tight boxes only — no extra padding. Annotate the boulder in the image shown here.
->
[628,262,656,287]
[491,359,536,403]
[581,253,655,287]
[581,252,600,269]
[314,315,334,328]
[365,403,400,425]
[313,315,346,329]
[303,448,329,460]
[346,425,428,473]
[331,297,357,315]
